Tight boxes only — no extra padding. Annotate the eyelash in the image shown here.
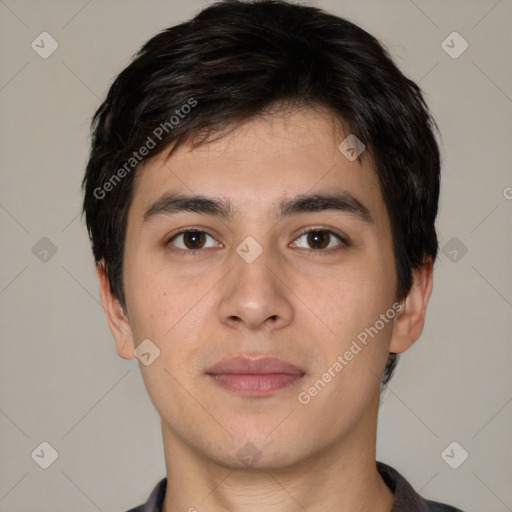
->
[166,227,349,256]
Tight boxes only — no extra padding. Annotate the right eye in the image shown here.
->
[166,229,222,253]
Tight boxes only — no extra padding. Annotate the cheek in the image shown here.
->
[124,262,210,371]
[125,271,205,410]
[302,255,397,404]
[127,279,181,340]
[306,255,395,339]
[124,241,182,322]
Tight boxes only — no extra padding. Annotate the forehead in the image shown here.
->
[128,108,387,226]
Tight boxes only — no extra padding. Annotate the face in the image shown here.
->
[101,107,425,471]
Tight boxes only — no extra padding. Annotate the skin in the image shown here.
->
[97,107,433,512]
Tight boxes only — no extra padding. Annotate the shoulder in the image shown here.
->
[377,461,466,512]
[119,477,167,512]
[424,498,466,512]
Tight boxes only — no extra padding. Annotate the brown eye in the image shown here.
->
[307,230,329,249]
[182,231,206,249]
[168,230,219,251]
[292,229,346,251]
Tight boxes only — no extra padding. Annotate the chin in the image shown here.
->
[210,431,309,471]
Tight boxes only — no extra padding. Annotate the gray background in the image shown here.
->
[1,0,511,510]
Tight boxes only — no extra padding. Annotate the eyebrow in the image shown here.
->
[143,191,373,224]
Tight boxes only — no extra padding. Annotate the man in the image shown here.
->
[82,1,465,510]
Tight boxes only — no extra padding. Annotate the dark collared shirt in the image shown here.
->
[124,461,465,512]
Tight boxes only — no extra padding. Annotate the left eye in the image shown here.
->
[291,229,346,250]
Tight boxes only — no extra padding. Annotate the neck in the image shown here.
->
[161,396,394,512]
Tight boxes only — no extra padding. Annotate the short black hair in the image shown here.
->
[82,0,441,388]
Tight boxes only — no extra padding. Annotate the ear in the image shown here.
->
[96,260,136,360]
[389,258,434,354]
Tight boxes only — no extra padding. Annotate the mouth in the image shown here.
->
[205,355,306,397]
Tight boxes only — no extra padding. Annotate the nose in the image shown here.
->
[217,244,294,332]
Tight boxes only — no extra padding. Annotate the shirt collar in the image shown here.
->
[137,461,442,512]
[377,461,431,512]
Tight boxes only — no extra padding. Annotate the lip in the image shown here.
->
[206,355,306,396]
[206,355,305,375]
